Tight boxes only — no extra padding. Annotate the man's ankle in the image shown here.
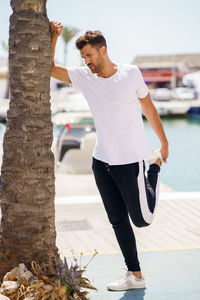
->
[155,158,162,167]
[132,271,142,279]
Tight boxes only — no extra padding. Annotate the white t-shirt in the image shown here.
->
[67,64,149,165]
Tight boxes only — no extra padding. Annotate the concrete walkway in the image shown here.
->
[55,192,200,256]
[55,190,200,299]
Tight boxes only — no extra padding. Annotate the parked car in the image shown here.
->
[172,87,196,100]
[152,88,172,101]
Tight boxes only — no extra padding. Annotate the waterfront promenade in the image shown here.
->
[54,172,200,299]
[0,172,199,299]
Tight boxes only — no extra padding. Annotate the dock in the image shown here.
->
[1,98,200,121]
[54,188,200,299]
[153,99,200,116]
[54,173,199,256]
[54,172,200,299]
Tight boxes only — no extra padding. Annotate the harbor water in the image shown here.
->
[144,117,200,191]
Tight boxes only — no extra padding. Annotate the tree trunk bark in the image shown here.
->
[0,0,59,280]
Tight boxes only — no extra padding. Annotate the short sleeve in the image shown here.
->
[136,66,149,98]
[67,66,88,90]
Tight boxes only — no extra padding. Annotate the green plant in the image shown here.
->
[31,251,98,299]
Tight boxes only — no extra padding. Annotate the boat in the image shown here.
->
[152,99,200,116]
[0,122,6,186]
[187,106,200,120]
[0,98,9,121]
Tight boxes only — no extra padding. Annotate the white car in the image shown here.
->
[172,87,195,100]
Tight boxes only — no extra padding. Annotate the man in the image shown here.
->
[50,21,169,291]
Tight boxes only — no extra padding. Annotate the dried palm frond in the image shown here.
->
[0,250,98,300]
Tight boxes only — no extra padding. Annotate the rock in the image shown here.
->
[0,295,10,300]
[0,281,19,295]
[18,263,28,275]
[3,266,19,281]
[19,271,33,284]
[3,263,29,282]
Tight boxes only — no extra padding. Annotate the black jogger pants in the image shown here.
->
[92,157,160,272]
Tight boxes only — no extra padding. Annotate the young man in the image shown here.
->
[50,21,169,291]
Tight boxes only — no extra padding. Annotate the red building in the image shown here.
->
[133,53,200,89]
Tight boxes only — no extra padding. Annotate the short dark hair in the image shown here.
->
[75,30,107,50]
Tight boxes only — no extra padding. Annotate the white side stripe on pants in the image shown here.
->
[137,161,160,224]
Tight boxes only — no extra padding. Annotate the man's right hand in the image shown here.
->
[50,21,63,38]
[50,21,71,83]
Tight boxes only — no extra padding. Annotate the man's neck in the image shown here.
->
[97,60,118,78]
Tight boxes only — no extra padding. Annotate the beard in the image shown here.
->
[87,55,104,74]
[88,64,102,74]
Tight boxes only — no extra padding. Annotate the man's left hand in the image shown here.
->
[161,144,169,163]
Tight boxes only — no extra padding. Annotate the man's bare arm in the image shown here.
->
[50,21,71,83]
[139,93,169,163]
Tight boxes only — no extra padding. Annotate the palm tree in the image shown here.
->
[62,26,79,65]
[1,41,8,52]
[0,0,59,280]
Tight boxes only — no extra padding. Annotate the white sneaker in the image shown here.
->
[146,147,163,165]
[107,271,146,291]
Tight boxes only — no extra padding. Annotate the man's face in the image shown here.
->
[80,44,106,74]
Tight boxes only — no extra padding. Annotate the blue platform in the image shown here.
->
[78,248,200,300]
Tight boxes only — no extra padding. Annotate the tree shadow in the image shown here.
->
[118,288,146,300]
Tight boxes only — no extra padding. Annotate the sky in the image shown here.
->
[0,0,200,66]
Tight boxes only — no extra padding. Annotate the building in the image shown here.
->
[133,53,200,89]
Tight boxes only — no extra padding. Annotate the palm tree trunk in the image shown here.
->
[0,0,59,280]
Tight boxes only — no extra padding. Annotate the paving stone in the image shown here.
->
[55,195,200,256]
